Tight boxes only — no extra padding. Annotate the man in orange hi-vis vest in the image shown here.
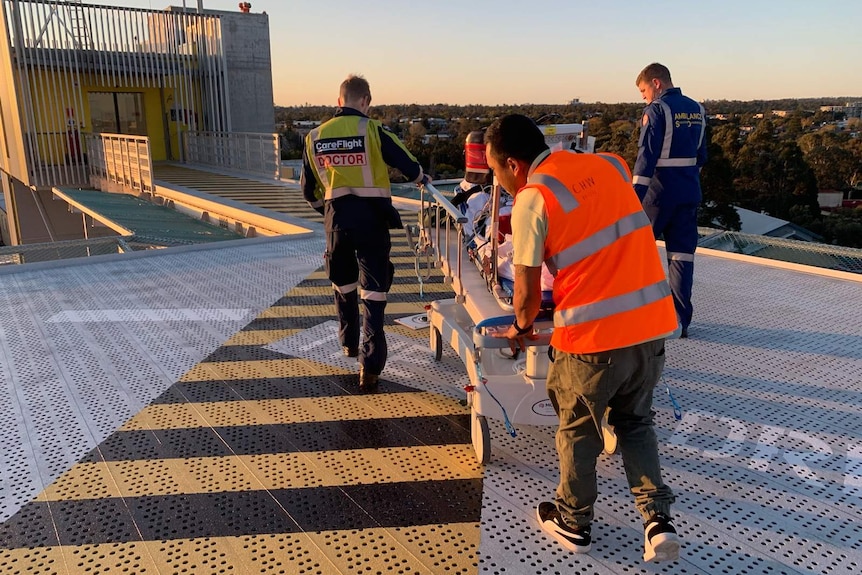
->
[486,114,681,563]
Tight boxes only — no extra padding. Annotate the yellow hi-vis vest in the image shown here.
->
[306,115,392,201]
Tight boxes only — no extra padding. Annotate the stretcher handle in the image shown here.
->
[472,322,553,350]
[420,183,468,224]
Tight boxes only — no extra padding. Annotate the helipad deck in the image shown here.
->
[1,167,860,574]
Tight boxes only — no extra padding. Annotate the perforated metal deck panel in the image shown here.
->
[0,164,861,574]
[263,258,862,574]
[472,256,862,575]
[0,236,323,522]
[0,233,483,575]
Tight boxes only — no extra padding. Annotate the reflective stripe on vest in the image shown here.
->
[328,186,391,199]
[528,152,630,207]
[597,153,630,182]
[356,118,375,187]
[554,280,671,328]
[659,100,674,159]
[657,99,705,167]
[527,172,579,213]
[548,211,651,273]
[528,151,677,353]
[633,175,652,186]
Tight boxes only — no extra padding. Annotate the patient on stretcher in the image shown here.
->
[452,181,555,310]
[426,128,558,314]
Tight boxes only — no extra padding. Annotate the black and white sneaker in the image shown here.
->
[643,512,680,563]
[536,502,591,553]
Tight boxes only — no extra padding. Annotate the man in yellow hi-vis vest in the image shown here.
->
[301,75,427,392]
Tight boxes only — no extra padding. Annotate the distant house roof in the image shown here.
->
[734,206,821,242]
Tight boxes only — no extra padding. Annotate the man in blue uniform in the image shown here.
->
[633,63,707,338]
[301,75,427,391]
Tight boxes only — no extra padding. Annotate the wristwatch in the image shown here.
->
[512,318,533,336]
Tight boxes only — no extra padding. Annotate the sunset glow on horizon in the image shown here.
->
[106,0,862,106]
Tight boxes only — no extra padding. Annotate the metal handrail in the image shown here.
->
[416,182,470,302]
[185,131,280,180]
[85,133,153,194]
[420,182,467,224]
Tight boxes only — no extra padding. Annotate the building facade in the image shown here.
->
[0,1,274,245]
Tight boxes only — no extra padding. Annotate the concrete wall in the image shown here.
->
[217,10,275,134]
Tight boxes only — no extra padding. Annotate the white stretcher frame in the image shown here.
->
[413,123,614,463]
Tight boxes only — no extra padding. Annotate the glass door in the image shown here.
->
[88,92,147,135]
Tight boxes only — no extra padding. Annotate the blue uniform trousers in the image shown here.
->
[642,200,698,330]
[325,226,394,376]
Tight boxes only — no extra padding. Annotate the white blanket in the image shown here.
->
[477,234,556,292]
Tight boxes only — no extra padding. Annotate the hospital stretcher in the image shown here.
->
[416,183,610,464]
[409,125,618,463]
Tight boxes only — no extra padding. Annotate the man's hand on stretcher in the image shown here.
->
[491,322,539,357]
[491,264,544,357]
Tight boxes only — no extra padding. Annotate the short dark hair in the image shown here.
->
[340,74,371,102]
[484,114,549,166]
[636,63,672,86]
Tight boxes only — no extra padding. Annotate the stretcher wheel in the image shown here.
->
[431,326,442,361]
[601,410,618,455]
[471,409,491,464]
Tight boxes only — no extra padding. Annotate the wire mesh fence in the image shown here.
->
[698,228,862,274]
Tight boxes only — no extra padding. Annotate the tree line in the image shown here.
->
[277,99,862,248]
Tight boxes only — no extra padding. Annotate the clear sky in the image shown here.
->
[106,1,862,106]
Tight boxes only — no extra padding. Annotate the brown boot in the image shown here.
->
[358,368,379,393]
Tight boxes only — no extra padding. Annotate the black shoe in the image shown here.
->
[342,346,358,358]
[358,368,379,393]
[679,327,688,339]
[643,512,680,563]
[536,501,591,553]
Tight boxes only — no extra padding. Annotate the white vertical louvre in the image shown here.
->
[3,0,229,187]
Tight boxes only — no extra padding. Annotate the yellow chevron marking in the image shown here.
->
[179,357,352,382]
[0,526,480,574]
[37,444,480,500]
[221,329,303,346]
[120,391,467,430]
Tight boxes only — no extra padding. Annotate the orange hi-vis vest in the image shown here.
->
[523,150,677,354]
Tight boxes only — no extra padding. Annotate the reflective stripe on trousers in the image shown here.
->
[325,227,393,375]
[360,289,387,302]
[667,251,694,263]
[333,282,358,294]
